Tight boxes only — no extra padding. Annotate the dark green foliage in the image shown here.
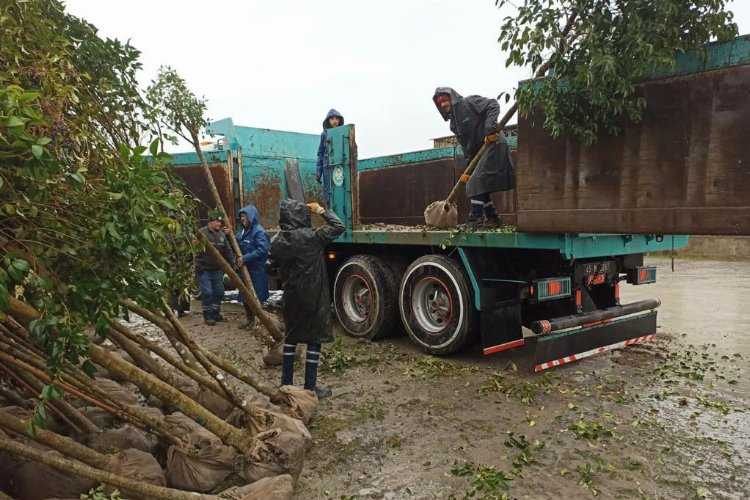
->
[497,0,738,144]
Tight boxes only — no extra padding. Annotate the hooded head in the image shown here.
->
[279,199,311,230]
[238,204,259,229]
[323,109,344,129]
[432,87,462,121]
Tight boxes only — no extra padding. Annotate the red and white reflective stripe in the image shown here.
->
[483,338,525,356]
[533,334,655,372]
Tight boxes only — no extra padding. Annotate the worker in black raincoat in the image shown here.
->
[433,87,515,226]
[270,199,345,398]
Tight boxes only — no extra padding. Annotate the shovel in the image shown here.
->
[424,140,492,228]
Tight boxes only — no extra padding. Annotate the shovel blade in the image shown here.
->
[424,200,458,228]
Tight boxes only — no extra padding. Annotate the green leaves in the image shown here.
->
[0,2,197,376]
[31,144,43,159]
[497,0,738,145]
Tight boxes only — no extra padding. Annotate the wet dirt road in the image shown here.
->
[287,257,749,500]
[624,257,750,395]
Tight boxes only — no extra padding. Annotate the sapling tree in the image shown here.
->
[146,67,283,342]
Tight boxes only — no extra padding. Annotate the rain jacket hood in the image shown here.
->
[433,87,462,121]
[279,199,311,230]
[238,204,259,228]
[323,108,345,129]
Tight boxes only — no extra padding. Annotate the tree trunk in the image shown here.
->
[119,299,203,372]
[162,303,266,428]
[0,408,106,467]
[107,326,174,385]
[0,351,100,435]
[5,297,254,451]
[0,437,217,500]
[111,320,230,403]
[196,229,282,343]
[88,343,254,450]
[201,348,277,400]
[121,298,276,400]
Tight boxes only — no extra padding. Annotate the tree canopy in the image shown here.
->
[497,0,738,144]
[0,0,196,377]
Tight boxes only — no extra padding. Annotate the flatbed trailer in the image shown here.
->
[312,122,686,370]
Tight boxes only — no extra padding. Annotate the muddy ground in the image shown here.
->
[174,257,749,499]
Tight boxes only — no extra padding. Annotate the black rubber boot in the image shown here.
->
[203,312,216,326]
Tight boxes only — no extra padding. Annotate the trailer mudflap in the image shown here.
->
[532,310,657,372]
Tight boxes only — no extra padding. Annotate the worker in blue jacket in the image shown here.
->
[235,204,270,328]
[316,109,344,207]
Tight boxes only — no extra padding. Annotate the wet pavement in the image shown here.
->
[624,257,750,397]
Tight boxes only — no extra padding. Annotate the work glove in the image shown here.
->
[483,132,499,145]
[306,202,326,215]
[315,175,322,184]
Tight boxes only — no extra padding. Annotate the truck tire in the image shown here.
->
[399,255,475,355]
[334,255,398,340]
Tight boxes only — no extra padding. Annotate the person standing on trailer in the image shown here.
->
[432,87,515,227]
[235,204,270,329]
[195,209,234,326]
[316,109,344,208]
[270,199,345,398]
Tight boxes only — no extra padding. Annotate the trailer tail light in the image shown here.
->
[533,277,572,302]
[629,266,656,285]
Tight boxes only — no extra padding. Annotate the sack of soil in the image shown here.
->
[259,409,312,449]
[107,448,166,488]
[94,377,141,406]
[240,429,306,483]
[0,405,64,434]
[196,388,234,420]
[10,449,97,499]
[272,385,318,424]
[87,423,158,454]
[164,412,238,492]
[80,405,117,429]
[221,473,294,500]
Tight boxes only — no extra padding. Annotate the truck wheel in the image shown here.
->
[399,255,475,355]
[334,255,398,340]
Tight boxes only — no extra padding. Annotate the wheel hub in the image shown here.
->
[412,277,453,334]
[342,274,371,323]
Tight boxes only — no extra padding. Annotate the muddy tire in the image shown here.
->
[334,255,398,340]
[399,255,475,355]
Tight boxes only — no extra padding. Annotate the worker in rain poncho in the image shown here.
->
[270,199,345,398]
[316,109,344,208]
[235,204,270,329]
[433,87,515,227]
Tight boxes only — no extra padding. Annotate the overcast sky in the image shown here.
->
[64,0,750,158]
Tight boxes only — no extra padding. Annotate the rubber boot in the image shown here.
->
[203,312,216,326]
[482,202,501,228]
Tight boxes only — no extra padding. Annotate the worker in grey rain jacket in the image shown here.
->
[433,87,515,226]
[316,109,344,208]
[270,199,345,398]
[195,209,234,325]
